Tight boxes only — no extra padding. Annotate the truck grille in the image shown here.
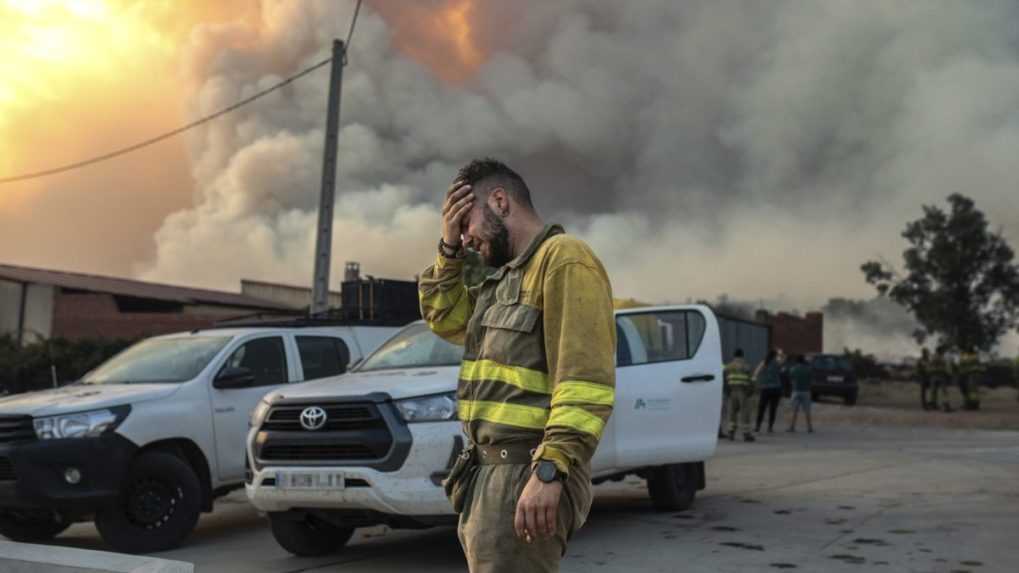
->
[0,457,14,481]
[0,416,35,444]
[261,404,382,432]
[257,402,394,463]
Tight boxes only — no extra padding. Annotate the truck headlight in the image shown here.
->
[250,399,271,428]
[33,406,129,440]
[394,392,457,423]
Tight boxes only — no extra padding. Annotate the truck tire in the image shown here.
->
[0,509,70,542]
[269,511,355,557]
[95,452,202,553]
[844,391,858,406]
[647,463,697,512]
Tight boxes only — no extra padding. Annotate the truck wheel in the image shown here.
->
[0,509,70,542]
[269,511,354,557]
[844,392,858,406]
[95,452,202,553]
[647,463,697,512]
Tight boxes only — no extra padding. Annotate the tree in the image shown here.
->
[862,194,1019,353]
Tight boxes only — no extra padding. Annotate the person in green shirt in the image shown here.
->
[786,355,814,433]
[753,349,783,433]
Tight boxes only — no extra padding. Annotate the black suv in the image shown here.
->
[804,354,858,405]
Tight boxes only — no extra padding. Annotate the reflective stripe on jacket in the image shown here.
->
[418,224,616,476]
[725,358,752,385]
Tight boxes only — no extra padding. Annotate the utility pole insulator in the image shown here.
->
[311,39,346,316]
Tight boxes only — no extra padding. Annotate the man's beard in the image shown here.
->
[481,204,512,268]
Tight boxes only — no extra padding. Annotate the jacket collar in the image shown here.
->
[482,224,564,284]
[507,224,564,270]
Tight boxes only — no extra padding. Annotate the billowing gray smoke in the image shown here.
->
[139,0,1019,354]
[822,297,919,359]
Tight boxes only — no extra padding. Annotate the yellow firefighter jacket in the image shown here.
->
[418,224,615,477]
[724,357,753,386]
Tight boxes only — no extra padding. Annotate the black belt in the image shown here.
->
[473,444,538,465]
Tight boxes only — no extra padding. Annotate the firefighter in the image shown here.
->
[917,348,932,410]
[724,348,756,442]
[957,350,983,411]
[419,159,615,572]
[930,345,952,412]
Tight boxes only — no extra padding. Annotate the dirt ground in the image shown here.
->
[804,380,1019,431]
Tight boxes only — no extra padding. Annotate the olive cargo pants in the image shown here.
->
[727,384,755,435]
[457,463,592,573]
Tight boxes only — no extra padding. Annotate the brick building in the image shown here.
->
[0,263,294,344]
[755,310,824,356]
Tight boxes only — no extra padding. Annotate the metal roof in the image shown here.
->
[0,263,291,311]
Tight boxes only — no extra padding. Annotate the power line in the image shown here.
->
[346,0,363,52]
[0,56,332,185]
[0,0,365,185]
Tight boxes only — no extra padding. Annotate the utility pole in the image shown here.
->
[310,39,347,316]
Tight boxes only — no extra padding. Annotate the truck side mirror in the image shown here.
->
[214,366,256,389]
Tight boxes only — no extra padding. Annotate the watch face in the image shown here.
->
[537,461,557,482]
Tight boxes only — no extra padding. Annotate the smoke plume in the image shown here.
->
[37,1,1019,356]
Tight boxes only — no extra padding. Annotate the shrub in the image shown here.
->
[0,336,135,395]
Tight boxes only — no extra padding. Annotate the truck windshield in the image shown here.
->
[83,337,231,384]
[356,323,463,372]
[812,355,852,371]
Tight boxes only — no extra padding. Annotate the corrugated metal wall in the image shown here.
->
[717,314,771,368]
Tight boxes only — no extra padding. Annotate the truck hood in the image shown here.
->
[267,366,460,403]
[0,383,181,417]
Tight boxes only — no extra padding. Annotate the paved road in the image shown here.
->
[51,425,1019,572]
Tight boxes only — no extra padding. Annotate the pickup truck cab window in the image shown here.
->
[221,336,288,387]
[297,336,351,381]
[617,310,706,365]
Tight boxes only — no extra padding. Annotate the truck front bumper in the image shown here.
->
[247,421,460,517]
[0,433,136,515]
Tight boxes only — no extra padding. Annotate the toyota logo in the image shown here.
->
[300,406,328,431]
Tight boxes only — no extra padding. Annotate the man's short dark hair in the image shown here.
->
[456,158,534,209]
[734,348,744,358]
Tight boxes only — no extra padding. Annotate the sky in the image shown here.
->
[2,0,1018,357]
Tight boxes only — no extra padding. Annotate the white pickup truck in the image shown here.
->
[246,305,723,556]
[0,321,396,553]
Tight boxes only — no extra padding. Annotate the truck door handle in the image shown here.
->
[681,374,715,383]
[214,407,236,414]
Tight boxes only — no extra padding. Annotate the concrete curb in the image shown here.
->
[0,541,193,573]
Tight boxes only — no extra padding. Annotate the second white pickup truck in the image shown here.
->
[0,320,397,553]
[246,305,723,556]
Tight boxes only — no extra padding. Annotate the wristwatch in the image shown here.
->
[438,238,463,259]
[534,459,563,483]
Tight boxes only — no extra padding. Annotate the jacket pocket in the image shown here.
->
[481,302,540,333]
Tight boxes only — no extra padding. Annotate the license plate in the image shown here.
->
[827,375,844,383]
[276,471,345,490]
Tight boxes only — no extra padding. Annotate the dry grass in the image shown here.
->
[793,381,1019,431]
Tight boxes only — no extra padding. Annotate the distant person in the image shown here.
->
[957,350,983,411]
[786,355,814,433]
[723,348,756,442]
[754,350,783,433]
[930,345,952,412]
[917,348,932,410]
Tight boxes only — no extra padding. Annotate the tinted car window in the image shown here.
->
[222,337,288,387]
[297,336,351,381]
[811,355,851,371]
